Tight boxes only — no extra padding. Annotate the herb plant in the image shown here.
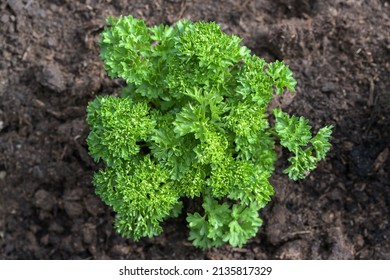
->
[86,15,333,249]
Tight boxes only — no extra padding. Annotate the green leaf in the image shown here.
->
[274,108,312,152]
[228,160,274,206]
[187,212,213,249]
[86,96,155,166]
[237,55,273,106]
[311,125,333,160]
[202,195,230,229]
[223,203,263,247]
[100,16,153,85]
[266,60,297,94]
[173,103,207,138]
[274,109,333,180]
[93,156,178,240]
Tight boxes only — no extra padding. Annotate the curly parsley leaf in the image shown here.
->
[87,15,333,249]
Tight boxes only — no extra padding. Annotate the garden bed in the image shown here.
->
[0,0,389,259]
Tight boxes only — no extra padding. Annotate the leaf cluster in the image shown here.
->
[86,15,333,248]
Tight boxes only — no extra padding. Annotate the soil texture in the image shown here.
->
[0,0,389,259]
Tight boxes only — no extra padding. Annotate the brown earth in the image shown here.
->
[0,0,389,260]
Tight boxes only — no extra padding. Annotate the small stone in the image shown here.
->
[7,0,24,14]
[276,240,308,260]
[38,63,66,92]
[111,244,131,255]
[63,188,84,201]
[49,4,58,12]
[87,244,97,256]
[71,235,85,253]
[47,37,57,48]
[34,189,55,211]
[63,201,83,218]
[355,234,365,248]
[37,8,46,18]
[1,14,9,24]
[321,82,336,93]
[82,223,96,244]
[0,170,6,180]
[84,195,105,217]
[32,165,44,179]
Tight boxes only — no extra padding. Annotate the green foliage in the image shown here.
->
[93,156,179,240]
[86,15,333,249]
[87,96,155,166]
[187,191,262,248]
[273,109,333,180]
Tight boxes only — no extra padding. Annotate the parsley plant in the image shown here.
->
[86,15,333,249]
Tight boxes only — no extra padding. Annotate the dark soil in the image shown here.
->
[1,0,389,260]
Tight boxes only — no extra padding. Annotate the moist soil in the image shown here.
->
[1,0,389,260]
